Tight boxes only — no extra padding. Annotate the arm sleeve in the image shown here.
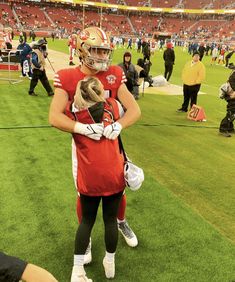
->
[172,51,175,63]
[0,252,28,282]
[228,71,235,91]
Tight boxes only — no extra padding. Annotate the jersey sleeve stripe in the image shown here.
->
[54,82,62,87]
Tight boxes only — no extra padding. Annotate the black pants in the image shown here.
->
[225,57,230,67]
[219,101,235,132]
[29,69,53,95]
[181,84,201,111]
[75,191,123,255]
[164,63,173,81]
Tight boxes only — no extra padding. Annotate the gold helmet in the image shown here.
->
[77,27,113,71]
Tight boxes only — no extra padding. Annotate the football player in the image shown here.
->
[68,33,77,66]
[49,26,141,282]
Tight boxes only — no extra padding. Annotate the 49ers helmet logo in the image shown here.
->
[79,30,90,41]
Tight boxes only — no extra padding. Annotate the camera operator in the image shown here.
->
[28,39,54,97]
[219,71,235,137]
[119,52,139,99]
[136,58,153,87]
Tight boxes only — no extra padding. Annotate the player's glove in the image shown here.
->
[74,122,104,140]
[103,122,122,140]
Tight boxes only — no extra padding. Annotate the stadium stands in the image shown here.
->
[0,0,234,43]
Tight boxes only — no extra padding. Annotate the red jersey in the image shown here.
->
[66,98,125,196]
[68,36,77,49]
[220,49,225,56]
[53,65,126,101]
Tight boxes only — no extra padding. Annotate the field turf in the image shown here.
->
[0,38,235,282]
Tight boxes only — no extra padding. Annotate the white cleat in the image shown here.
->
[118,221,138,247]
[84,239,92,265]
[103,257,115,279]
[70,266,92,282]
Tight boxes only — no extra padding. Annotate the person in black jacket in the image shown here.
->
[163,42,175,81]
[225,50,235,67]
[0,251,58,282]
[198,43,206,61]
[219,71,235,137]
[119,52,139,99]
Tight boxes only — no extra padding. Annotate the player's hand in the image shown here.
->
[103,122,122,140]
[74,122,104,140]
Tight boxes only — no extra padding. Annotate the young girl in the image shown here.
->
[66,77,126,282]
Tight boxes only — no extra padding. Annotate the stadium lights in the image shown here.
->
[151,8,163,12]
[49,0,235,14]
[203,10,215,13]
[224,10,235,13]
[171,9,185,13]
[127,7,138,10]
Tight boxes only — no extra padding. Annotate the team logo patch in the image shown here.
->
[79,30,90,41]
[106,74,117,85]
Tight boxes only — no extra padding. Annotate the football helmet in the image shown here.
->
[77,27,113,71]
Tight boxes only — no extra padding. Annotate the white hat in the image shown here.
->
[124,161,144,191]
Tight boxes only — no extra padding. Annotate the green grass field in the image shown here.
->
[1,39,235,282]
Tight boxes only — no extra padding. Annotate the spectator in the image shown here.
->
[119,52,139,99]
[163,42,175,81]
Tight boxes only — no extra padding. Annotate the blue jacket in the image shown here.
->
[16,43,32,61]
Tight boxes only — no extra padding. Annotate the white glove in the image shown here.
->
[74,122,104,140]
[103,122,122,140]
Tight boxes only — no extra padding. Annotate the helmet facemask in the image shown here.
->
[83,45,113,71]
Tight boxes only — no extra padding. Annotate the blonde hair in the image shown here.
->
[74,77,105,110]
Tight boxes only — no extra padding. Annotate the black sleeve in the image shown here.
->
[172,50,175,63]
[0,252,28,282]
[228,71,235,91]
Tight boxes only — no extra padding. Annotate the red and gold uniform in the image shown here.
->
[53,65,127,199]
[68,34,77,65]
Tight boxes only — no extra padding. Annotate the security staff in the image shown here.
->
[28,39,54,97]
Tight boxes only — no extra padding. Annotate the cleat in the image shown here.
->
[70,266,92,282]
[84,239,92,265]
[29,92,37,96]
[176,108,187,112]
[69,62,75,66]
[103,257,115,279]
[118,221,138,247]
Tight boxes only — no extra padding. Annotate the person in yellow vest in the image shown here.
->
[177,51,206,112]
[28,39,54,97]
